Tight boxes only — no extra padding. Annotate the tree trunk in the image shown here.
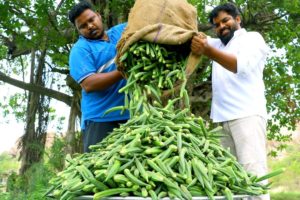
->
[19,47,49,174]
[64,90,82,154]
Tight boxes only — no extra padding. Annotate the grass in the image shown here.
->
[271,192,300,200]
[0,153,20,174]
[268,143,300,191]
[268,141,300,199]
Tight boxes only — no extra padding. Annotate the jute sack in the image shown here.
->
[116,0,203,78]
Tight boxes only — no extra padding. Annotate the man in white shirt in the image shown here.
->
[191,3,270,200]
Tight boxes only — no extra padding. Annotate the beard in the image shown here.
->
[98,30,105,40]
[88,29,105,40]
[218,28,235,45]
[218,27,236,45]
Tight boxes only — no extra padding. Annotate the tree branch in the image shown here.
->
[51,68,69,74]
[258,13,289,26]
[0,71,72,106]
[55,0,65,13]
[45,61,69,75]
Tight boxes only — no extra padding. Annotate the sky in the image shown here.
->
[0,84,70,154]
[0,120,24,153]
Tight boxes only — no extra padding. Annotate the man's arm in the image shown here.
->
[80,70,123,92]
[191,34,237,73]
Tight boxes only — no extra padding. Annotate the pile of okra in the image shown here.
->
[46,41,283,200]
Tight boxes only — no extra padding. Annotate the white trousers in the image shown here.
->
[222,115,270,200]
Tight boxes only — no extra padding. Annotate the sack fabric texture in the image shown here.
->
[116,0,202,77]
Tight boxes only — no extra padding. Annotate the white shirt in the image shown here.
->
[208,28,270,122]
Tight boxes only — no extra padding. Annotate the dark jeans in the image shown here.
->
[83,120,127,152]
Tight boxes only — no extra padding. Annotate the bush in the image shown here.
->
[4,163,54,200]
[269,144,300,192]
[45,136,66,171]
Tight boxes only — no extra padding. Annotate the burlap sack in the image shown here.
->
[116,0,203,78]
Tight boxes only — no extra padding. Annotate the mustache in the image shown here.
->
[219,28,234,45]
[89,29,97,35]
[220,27,230,35]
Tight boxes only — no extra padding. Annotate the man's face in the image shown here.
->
[75,9,105,40]
[212,11,241,45]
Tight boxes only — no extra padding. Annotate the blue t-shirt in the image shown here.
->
[69,23,129,130]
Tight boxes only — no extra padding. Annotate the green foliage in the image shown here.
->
[271,192,300,200]
[0,193,9,200]
[7,94,27,121]
[25,163,54,198]
[0,157,18,197]
[260,0,300,144]
[187,0,300,148]
[188,0,209,24]
[0,153,19,175]
[108,0,135,22]
[6,171,26,193]
[0,136,69,199]
[3,163,55,200]
[45,136,66,171]
[269,144,300,192]
[0,45,8,59]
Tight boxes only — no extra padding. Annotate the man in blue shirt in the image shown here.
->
[68,1,129,152]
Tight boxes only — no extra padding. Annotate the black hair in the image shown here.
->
[208,2,240,24]
[68,1,94,25]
